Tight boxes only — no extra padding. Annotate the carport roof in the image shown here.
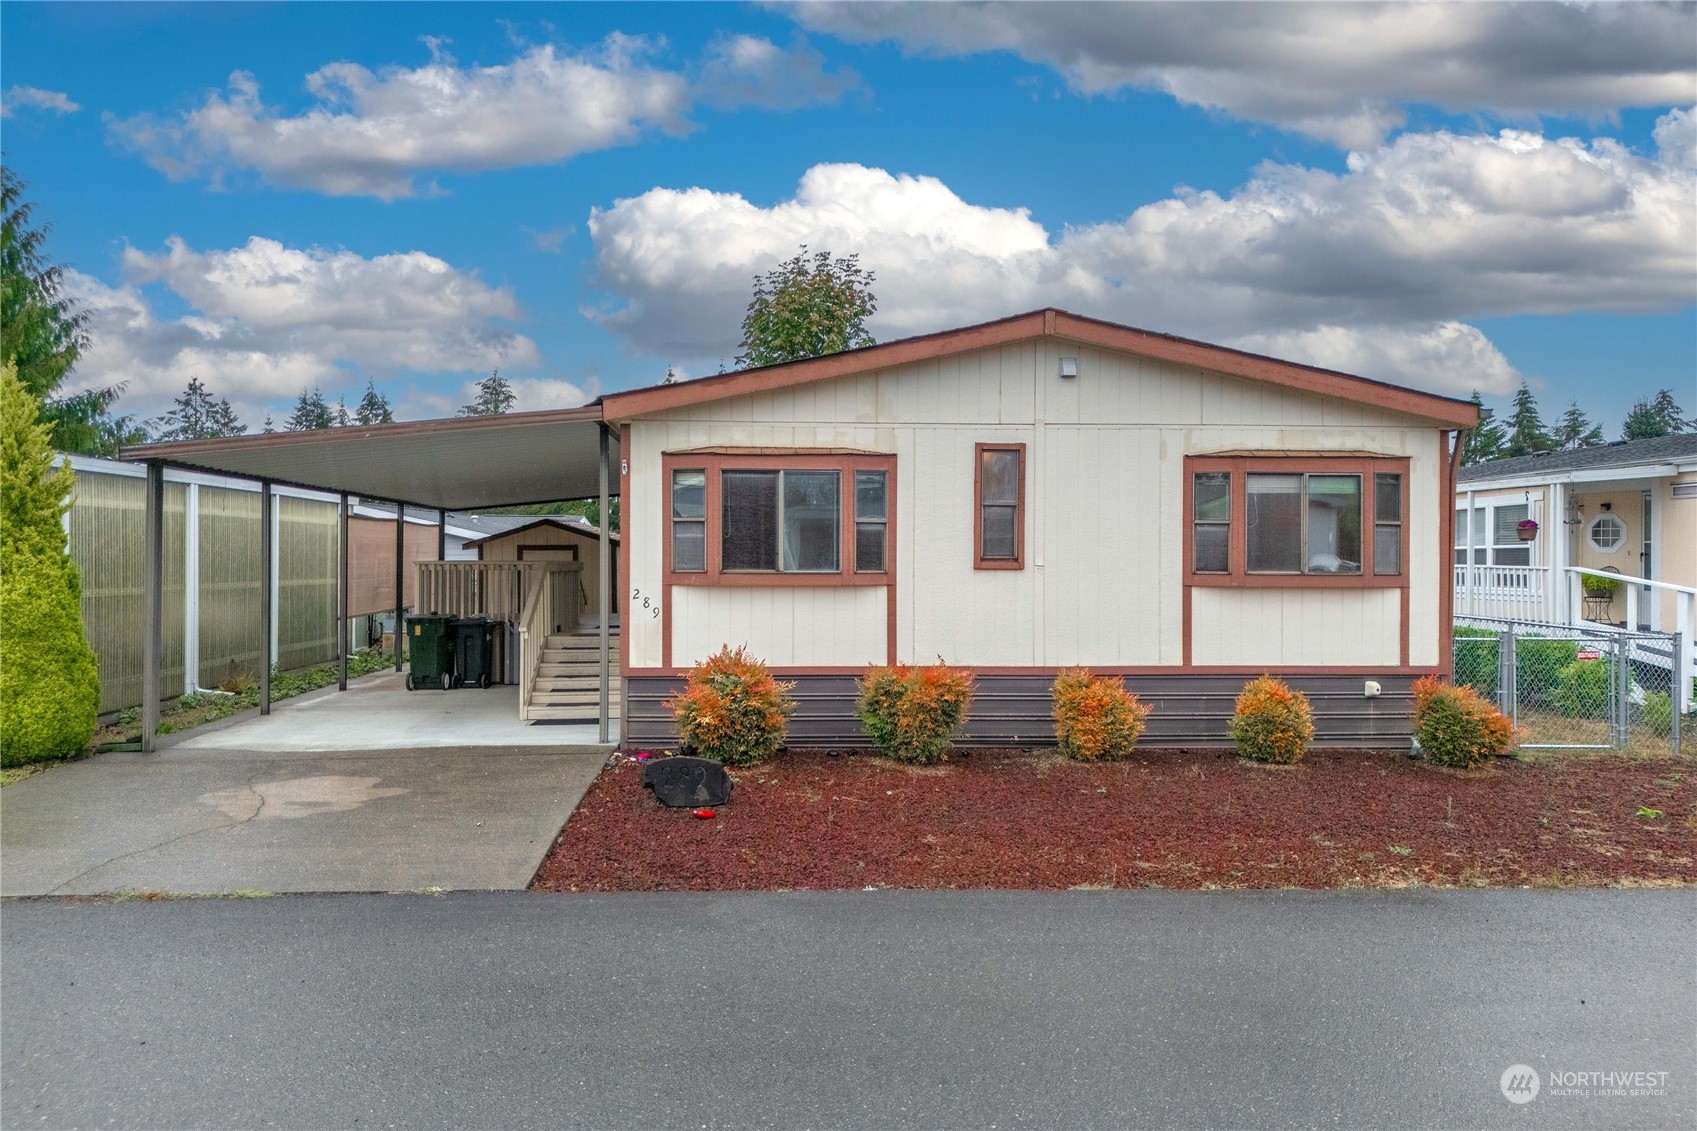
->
[119,406,608,511]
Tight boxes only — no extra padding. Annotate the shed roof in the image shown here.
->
[1458,433,1697,484]
[460,516,620,547]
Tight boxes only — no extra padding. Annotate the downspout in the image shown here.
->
[1442,429,1467,679]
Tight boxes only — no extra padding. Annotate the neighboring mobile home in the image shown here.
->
[1454,433,1697,632]
[601,309,1478,748]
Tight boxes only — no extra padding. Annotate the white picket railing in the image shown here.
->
[1453,563,1550,621]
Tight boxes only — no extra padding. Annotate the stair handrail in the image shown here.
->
[515,564,554,720]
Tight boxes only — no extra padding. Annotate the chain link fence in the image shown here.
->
[1454,617,1684,756]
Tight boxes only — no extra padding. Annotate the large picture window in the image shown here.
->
[663,452,893,585]
[1186,456,1407,586]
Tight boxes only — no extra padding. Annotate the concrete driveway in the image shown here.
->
[1,674,612,896]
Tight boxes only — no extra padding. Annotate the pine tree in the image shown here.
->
[354,379,395,425]
[0,363,100,765]
[1623,388,1694,439]
[458,369,516,417]
[333,397,351,428]
[284,387,334,431]
[261,413,276,434]
[1501,382,1555,458]
[149,377,248,441]
[1553,402,1604,451]
[1462,391,1506,465]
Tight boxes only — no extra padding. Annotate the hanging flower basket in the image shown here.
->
[1516,519,1539,542]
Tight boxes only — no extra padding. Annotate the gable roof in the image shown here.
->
[598,308,1480,428]
[1459,433,1697,484]
[460,516,619,547]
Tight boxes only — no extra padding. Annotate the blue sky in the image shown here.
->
[3,1,1693,433]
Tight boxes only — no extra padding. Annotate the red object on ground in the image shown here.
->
[692,807,717,819]
[533,748,1697,892]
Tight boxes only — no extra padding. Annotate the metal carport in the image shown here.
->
[118,405,617,751]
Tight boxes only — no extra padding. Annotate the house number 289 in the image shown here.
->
[631,588,660,617]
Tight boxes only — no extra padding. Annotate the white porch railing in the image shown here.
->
[1453,564,1550,621]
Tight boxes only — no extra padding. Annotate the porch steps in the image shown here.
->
[526,632,620,721]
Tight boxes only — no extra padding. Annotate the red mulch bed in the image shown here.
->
[531,748,1697,892]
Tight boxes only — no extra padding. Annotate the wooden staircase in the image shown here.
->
[527,633,620,721]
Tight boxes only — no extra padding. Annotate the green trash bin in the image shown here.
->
[405,615,455,690]
[452,617,497,689]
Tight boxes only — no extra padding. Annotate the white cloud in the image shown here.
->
[587,125,1695,396]
[62,237,539,417]
[785,1,1697,147]
[108,34,855,199]
[2,85,80,118]
[697,33,860,110]
[1655,106,1697,169]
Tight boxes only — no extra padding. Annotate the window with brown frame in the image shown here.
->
[1185,456,1407,585]
[663,452,893,585]
[975,443,1024,569]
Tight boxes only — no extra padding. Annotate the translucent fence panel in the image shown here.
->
[1454,617,1682,756]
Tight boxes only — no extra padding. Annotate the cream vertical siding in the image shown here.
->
[670,587,887,666]
[623,338,1449,671]
[1191,589,1403,666]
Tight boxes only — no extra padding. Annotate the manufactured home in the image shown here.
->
[600,309,1477,748]
[120,309,1477,751]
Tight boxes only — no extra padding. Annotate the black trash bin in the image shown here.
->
[452,617,497,689]
[405,614,455,690]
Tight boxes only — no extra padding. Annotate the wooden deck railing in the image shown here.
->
[415,561,581,627]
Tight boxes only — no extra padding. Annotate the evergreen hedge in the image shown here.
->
[1,364,99,766]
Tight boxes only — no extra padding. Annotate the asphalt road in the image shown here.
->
[3,890,1692,1130]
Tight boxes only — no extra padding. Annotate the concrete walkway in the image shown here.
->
[1,675,615,896]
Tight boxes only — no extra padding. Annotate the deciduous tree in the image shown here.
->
[735,246,876,369]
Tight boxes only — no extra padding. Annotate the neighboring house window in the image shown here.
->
[1186,456,1406,585]
[672,469,706,572]
[663,452,893,583]
[1454,501,1534,567]
[975,443,1025,569]
[1588,513,1625,553]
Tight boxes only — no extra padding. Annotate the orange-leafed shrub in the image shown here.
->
[1052,668,1152,761]
[667,645,796,766]
[1228,674,1315,764]
[1411,674,1516,769]
[856,659,975,764]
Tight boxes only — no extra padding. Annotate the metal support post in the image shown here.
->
[141,461,165,753]
[259,481,274,715]
[394,503,406,672]
[338,492,350,691]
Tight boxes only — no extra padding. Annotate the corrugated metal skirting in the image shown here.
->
[622,673,1420,751]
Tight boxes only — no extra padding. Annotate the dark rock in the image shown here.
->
[643,756,733,807]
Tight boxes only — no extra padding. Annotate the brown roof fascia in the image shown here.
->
[599,307,1478,428]
[118,403,606,463]
[599,310,1049,419]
